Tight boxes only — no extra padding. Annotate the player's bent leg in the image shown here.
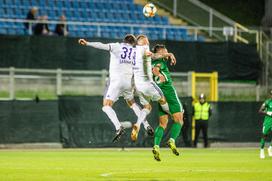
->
[102,99,124,143]
[126,99,154,136]
[131,104,151,141]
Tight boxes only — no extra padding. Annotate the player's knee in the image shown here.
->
[144,104,152,111]
[159,122,167,129]
[173,112,183,124]
[126,99,135,107]
[158,97,166,104]
[103,99,113,107]
[159,116,168,129]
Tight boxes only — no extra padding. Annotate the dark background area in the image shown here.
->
[200,0,265,26]
[0,97,264,147]
[0,36,262,81]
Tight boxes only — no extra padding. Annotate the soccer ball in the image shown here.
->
[143,3,157,17]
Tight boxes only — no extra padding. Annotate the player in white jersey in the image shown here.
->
[131,35,171,141]
[78,34,153,142]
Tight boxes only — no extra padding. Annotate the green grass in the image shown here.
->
[0,148,271,180]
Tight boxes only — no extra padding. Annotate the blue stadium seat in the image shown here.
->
[8,28,17,35]
[0,28,7,34]
[16,28,25,35]
[69,31,77,37]
[0,0,196,41]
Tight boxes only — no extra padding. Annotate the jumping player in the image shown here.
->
[151,44,184,161]
[131,35,170,141]
[78,34,153,143]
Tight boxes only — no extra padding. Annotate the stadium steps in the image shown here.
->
[134,0,187,26]
[134,0,209,41]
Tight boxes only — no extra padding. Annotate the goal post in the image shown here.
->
[189,71,218,101]
[189,71,218,143]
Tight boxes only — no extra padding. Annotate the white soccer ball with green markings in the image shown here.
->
[143,3,157,17]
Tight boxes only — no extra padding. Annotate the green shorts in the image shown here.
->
[158,84,183,116]
[262,117,272,135]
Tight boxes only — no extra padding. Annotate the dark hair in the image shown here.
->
[152,44,166,53]
[123,34,136,46]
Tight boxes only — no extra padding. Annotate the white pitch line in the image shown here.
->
[100,173,112,177]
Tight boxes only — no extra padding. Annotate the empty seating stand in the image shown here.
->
[0,0,205,41]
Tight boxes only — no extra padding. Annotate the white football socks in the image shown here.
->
[130,103,150,130]
[135,108,151,128]
[260,149,265,159]
[102,106,121,130]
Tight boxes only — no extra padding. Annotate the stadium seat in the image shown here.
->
[0,0,195,41]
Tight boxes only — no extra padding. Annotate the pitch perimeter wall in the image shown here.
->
[0,96,264,148]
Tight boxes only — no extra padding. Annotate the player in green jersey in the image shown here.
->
[151,44,184,161]
[258,90,272,159]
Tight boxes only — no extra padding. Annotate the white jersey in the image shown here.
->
[132,45,163,105]
[86,42,134,79]
[109,42,134,79]
[133,45,153,83]
[86,41,135,102]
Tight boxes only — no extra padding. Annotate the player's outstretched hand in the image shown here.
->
[168,53,176,66]
[159,74,166,83]
[78,39,87,46]
[145,50,153,57]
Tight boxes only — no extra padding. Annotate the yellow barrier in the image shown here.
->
[191,72,218,141]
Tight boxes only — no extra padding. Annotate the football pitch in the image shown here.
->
[0,148,271,181]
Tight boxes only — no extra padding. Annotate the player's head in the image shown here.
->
[199,93,206,104]
[269,89,272,98]
[136,34,149,46]
[123,34,137,46]
[152,44,167,54]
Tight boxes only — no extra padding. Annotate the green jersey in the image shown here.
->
[152,58,183,115]
[152,58,172,86]
[264,99,272,118]
[262,98,272,135]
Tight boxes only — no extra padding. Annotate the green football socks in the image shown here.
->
[170,122,182,140]
[154,123,182,146]
[260,138,265,149]
[154,126,164,146]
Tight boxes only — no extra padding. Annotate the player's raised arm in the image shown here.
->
[152,64,166,83]
[78,39,110,51]
[151,52,176,66]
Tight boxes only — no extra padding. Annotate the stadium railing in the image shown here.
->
[0,67,262,101]
[0,18,257,42]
